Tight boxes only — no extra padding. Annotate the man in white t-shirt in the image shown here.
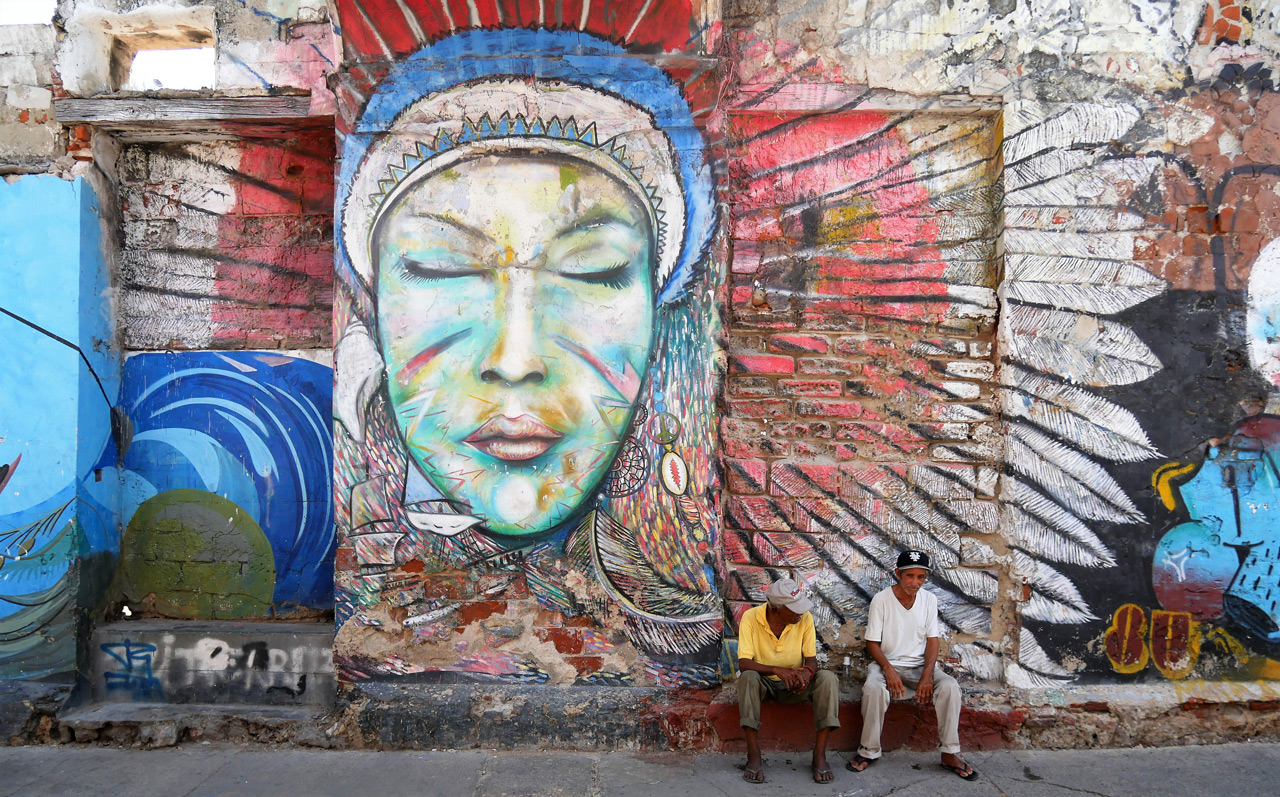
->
[845,549,978,781]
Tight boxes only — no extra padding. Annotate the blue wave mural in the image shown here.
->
[109,352,334,610]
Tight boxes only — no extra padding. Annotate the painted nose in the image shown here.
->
[479,268,546,386]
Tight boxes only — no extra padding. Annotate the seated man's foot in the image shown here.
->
[846,754,876,773]
[811,753,834,783]
[743,754,767,784]
[940,753,978,781]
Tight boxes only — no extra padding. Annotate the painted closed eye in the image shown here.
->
[396,255,479,283]
[557,260,634,289]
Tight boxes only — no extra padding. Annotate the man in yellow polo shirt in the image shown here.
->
[737,578,839,784]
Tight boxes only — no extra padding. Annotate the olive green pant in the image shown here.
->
[737,669,841,731]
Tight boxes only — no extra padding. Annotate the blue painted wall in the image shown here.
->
[106,351,334,614]
[0,175,119,679]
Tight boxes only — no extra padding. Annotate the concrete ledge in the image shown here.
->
[700,679,1280,753]
[344,682,684,750]
[341,679,1280,752]
[10,677,1280,751]
[57,703,335,748]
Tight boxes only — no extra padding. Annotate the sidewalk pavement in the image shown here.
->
[3,741,1277,797]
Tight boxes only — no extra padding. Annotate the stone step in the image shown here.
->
[90,621,335,708]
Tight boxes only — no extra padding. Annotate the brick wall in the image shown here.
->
[720,106,1005,672]
[115,130,335,350]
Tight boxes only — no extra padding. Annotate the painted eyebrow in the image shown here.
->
[555,207,645,242]
[402,211,494,246]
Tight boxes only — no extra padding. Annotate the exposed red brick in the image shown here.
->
[796,398,864,418]
[334,547,356,571]
[729,398,792,418]
[1233,207,1260,232]
[725,459,768,494]
[1182,235,1210,255]
[565,655,604,675]
[729,354,796,374]
[1186,206,1211,233]
[767,334,830,354]
[777,379,843,397]
[455,601,508,626]
[535,627,585,655]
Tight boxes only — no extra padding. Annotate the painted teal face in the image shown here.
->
[372,152,656,537]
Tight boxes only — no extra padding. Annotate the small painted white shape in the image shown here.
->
[1247,239,1280,389]
[492,475,537,524]
[404,510,483,537]
[660,451,689,496]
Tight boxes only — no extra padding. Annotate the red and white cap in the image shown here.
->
[764,578,813,615]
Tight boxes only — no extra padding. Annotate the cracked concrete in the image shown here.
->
[2,741,1278,796]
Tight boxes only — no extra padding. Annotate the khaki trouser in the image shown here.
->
[858,663,961,758]
[737,669,841,731]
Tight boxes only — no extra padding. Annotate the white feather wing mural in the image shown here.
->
[724,89,1168,688]
[983,100,1167,686]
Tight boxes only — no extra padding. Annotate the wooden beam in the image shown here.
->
[54,95,315,125]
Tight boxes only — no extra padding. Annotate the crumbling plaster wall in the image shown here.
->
[56,0,334,105]
[0,20,59,169]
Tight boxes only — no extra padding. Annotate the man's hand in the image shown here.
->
[792,667,814,693]
[776,667,807,691]
[915,673,934,704]
[883,666,906,699]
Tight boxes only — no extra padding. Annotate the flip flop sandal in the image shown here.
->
[742,767,767,784]
[812,766,834,783]
[941,761,980,781]
[846,754,876,773]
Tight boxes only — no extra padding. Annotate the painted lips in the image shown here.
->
[464,414,564,461]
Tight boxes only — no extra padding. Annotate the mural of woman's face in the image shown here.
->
[372,152,656,537]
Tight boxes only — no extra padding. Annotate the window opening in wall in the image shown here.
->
[106,16,215,93]
[0,0,56,25]
[122,46,215,91]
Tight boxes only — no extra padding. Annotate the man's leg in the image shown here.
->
[853,663,889,766]
[807,670,840,781]
[737,670,773,782]
[930,666,975,777]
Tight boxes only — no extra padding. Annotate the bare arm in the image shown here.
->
[916,637,940,703]
[866,640,905,698]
